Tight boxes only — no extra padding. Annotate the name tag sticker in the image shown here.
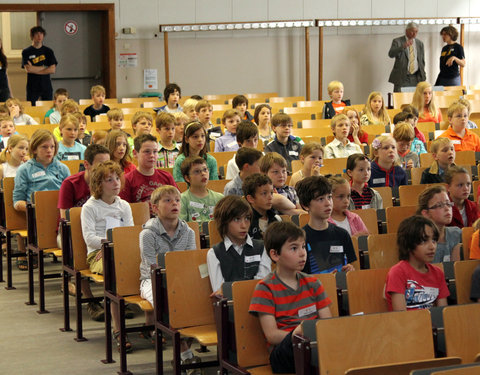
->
[288,151,298,156]
[330,245,344,253]
[362,204,371,209]
[67,155,80,160]
[298,305,316,317]
[227,141,237,147]
[373,178,385,184]
[189,201,204,209]
[452,140,461,145]
[245,254,261,263]
[443,255,451,262]
[198,263,209,278]
[210,132,221,138]
[32,171,46,178]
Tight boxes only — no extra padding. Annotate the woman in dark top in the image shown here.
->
[435,25,465,87]
[0,38,11,101]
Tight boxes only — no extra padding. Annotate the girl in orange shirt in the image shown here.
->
[411,81,443,123]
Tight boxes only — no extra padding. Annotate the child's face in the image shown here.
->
[101,172,121,200]
[272,236,307,272]
[370,96,383,114]
[185,108,198,122]
[174,119,185,141]
[423,87,432,105]
[187,163,209,187]
[186,129,206,153]
[334,119,350,140]
[61,123,78,143]
[135,140,159,170]
[55,95,67,110]
[332,182,351,214]
[167,90,180,108]
[248,184,274,213]
[235,103,247,117]
[258,107,271,125]
[109,117,124,130]
[349,159,371,184]
[273,122,293,139]
[153,192,181,221]
[113,136,127,161]
[449,108,469,133]
[242,135,258,149]
[396,140,412,155]
[7,103,20,117]
[302,150,323,171]
[424,192,453,226]
[410,225,436,265]
[331,88,344,103]
[78,120,86,135]
[346,110,359,126]
[35,137,56,165]
[307,193,333,220]
[134,118,152,135]
[434,142,455,167]
[227,214,251,245]
[10,140,29,163]
[92,92,105,107]
[407,116,418,128]
[377,139,396,164]
[224,115,241,134]
[448,173,471,202]
[267,163,288,188]
[197,107,212,124]
[0,120,15,137]
[159,122,175,144]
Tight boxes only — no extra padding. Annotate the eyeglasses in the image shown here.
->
[278,123,294,128]
[428,201,454,210]
[190,167,208,176]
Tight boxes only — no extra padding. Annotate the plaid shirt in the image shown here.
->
[157,141,180,168]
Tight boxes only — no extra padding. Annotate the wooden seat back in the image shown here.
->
[443,304,480,363]
[386,206,417,233]
[3,177,26,230]
[165,249,213,328]
[61,160,83,175]
[454,260,480,304]
[320,158,348,175]
[420,153,435,168]
[462,227,475,260]
[187,221,201,249]
[432,366,480,375]
[33,190,60,249]
[130,201,150,225]
[393,92,414,109]
[346,268,390,314]
[372,186,393,208]
[367,233,398,269]
[316,310,434,375]
[207,179,231,194]
[411,167,428,185]
[210,151,236,171]
[399,184,446,206]
[208,220,221,246]
[351,208,378,235]
[69,207,89,271]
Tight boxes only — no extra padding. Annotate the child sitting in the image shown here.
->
[105,129,136,174]
[440,102,480,151]
[173,112,189,145]
[172,122,218,182]
[243,173,281,240]
[56,113,86,161]
[384,215,449,311]
[226,120,259,179]
[398,105,427,143]
[0,134,28,179]
[411,81,442,124]
[446,166,479,228]
[6,98,38,125]
[457,98,478,129]
[74,112,91,146]
[296,176,357,273]
[132,111,153,136]
[107,108,125,131]
[392,122,420,169]
[327,176,369,236]
[179,156,224,224]
[249,221,332,374]
[45,88,68,124]
[418,185,461,262]
[360,91,390,126]
[207,195,271,294]
[289,142,323,187]
[214,109,241,152]
[157,83,182,113]
[92,130,107,145]
[420,137,455,184]
[196,100,222,143]
[232,94,254,121]
[53,99,81,141]
[392,110,427,156]
[254,104,274,145]
[83,85,110,122]
[81,160,134,351]
[468,219,480,260]
[224,147,263,196]
[0,114,16,151]
[346,153,383,210]
[324,114,363,159]
[342,106,368,146]
[368,135,407,188]
[182,98,198,122]
[322,80,351,119]
[156,112,180,168]
[264,113,303,173]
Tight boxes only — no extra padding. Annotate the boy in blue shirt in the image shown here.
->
[214,109,241,152]
[56,113,86,161]
[156,83,183,113]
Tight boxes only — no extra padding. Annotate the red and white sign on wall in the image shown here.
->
[64,20,78,35]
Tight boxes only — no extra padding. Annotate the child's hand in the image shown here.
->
[351,122,359,137]
[406,159,414,169]
[94,250,103,262]
[311,165,322,176]
[292,323,303,337]
[9,106,19,118]
[209,289,223,298]
[341,263,355,272]
[446,56,456,67]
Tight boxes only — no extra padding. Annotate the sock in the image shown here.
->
[180,348,194,361]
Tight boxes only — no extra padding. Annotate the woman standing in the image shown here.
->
[435,25,465,87]
[0,38,12,101]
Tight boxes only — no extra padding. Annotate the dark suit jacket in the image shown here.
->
[388,35,426,86]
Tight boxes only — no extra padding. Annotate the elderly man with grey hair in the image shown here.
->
[388,22,426,92]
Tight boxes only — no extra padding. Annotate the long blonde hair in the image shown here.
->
[411,81,439,120]
[362,92,390,125]
[0,134,29,163]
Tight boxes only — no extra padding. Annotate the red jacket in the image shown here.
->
[448,196,479,228]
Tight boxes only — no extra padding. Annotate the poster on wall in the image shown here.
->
[144,69,158,89]
[118,53,138,67]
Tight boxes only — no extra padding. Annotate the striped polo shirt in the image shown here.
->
[350,183,373,209]
[249,271,331,332]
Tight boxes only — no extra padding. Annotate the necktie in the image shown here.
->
[408,44,415,74]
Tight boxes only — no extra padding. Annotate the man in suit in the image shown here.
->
[388,22,426,92]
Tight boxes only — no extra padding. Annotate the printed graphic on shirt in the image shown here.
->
[404,279,439,309]
[32,55,46,64]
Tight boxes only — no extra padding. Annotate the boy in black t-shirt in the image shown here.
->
[296,176,356,273]
[83,85,110,122]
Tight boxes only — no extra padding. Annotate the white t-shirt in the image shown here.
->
[332,217,351,235]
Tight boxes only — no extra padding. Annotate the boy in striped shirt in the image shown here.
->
[249,221,332,373]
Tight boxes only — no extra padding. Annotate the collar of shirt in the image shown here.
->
[157,219,181,239]
[331,138,352,148]
[158,141,179,152]
[223,234,253,255]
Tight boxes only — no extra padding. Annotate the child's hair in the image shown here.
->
[457,98,471,114]
[92,130,107,145]
[72,111,87,125]
[328,176,348,192]
[132,111,153,126]
[155,112,175,130]
[397,216,439,260]
[30,25,46,38]
[104,129,131,168]
[327,80,344,95]
[60,99,80,116]
[232,95,248,108]
[264,221,305,260]
[330,113,349,133]
[296,176,332,209]
[6,98,24,115]
[243,173,272,198]
[416,185,447,215]
[133,133,157,152]
[401,104,419,118]
[53,88,68,108]
[213,195,253,239]
[473,218,480,231]
[190,95,203,100]
[447,102,467,119]
[445,165,469,185]
[84,143,110,165]
[392,122,414,142]
[150,185,180,206]
[412,82,439,120]
[271,113,292,128]
[254,104,272,125]
[300,142,324,159]
[0,114,12,125]
[363,91,390,124]
[89,160,123,199]
[163,83,181,102]
[259,152,287,174]
[182,99,198,114]
[30,129,58,158]
[235,147,263,170]
[370,135,398,164]
[180,156,207,182]
[90,85,106,97]
[342,106,366,139]
[236,120,259,144]
[107,108,124,121]
[0,104,8,115]
[430,137,453,154]
[59,113,79,130]
[0,134,28,163]
[393,111,414,125]
[173,111,189,124]
[179,121,208,157]
[346,153,370,176]
[195,100,212,113]
[222,109,241,124]
[440,25,459,41]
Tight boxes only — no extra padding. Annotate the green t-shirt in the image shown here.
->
[180,189,224,225]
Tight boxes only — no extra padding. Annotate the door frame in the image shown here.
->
[0,3,116,98]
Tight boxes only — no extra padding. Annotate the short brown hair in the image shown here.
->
[107,108,124,121]
[259,152,287,173]
[330,113,349,132]
[59,113,79,130]
[236,121,259,144]
[6,98,24,115]
[397,216,439,261]
[213,195,252,239]
[445,165,469,185]
[155,112,175,130]
[180,156,207,182]
[447,102,467,119]
[60,99,80,116]
[300,142,324,158]
[271,113,292,128]
[430,137,453,154]
[133,133,157,152]
[30,129,58,158]
[195,100,212,113]
[392,122,415,142]
[90,85,106,97]
[89,160,124,200]
[416,185,447,214]
[0,114,13,126]
[440,25,459,41]
[222,109,241,124]
[264,221,305,260]
[243,173,272,198]
[150,185,180,206]
[132,111,153,126]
